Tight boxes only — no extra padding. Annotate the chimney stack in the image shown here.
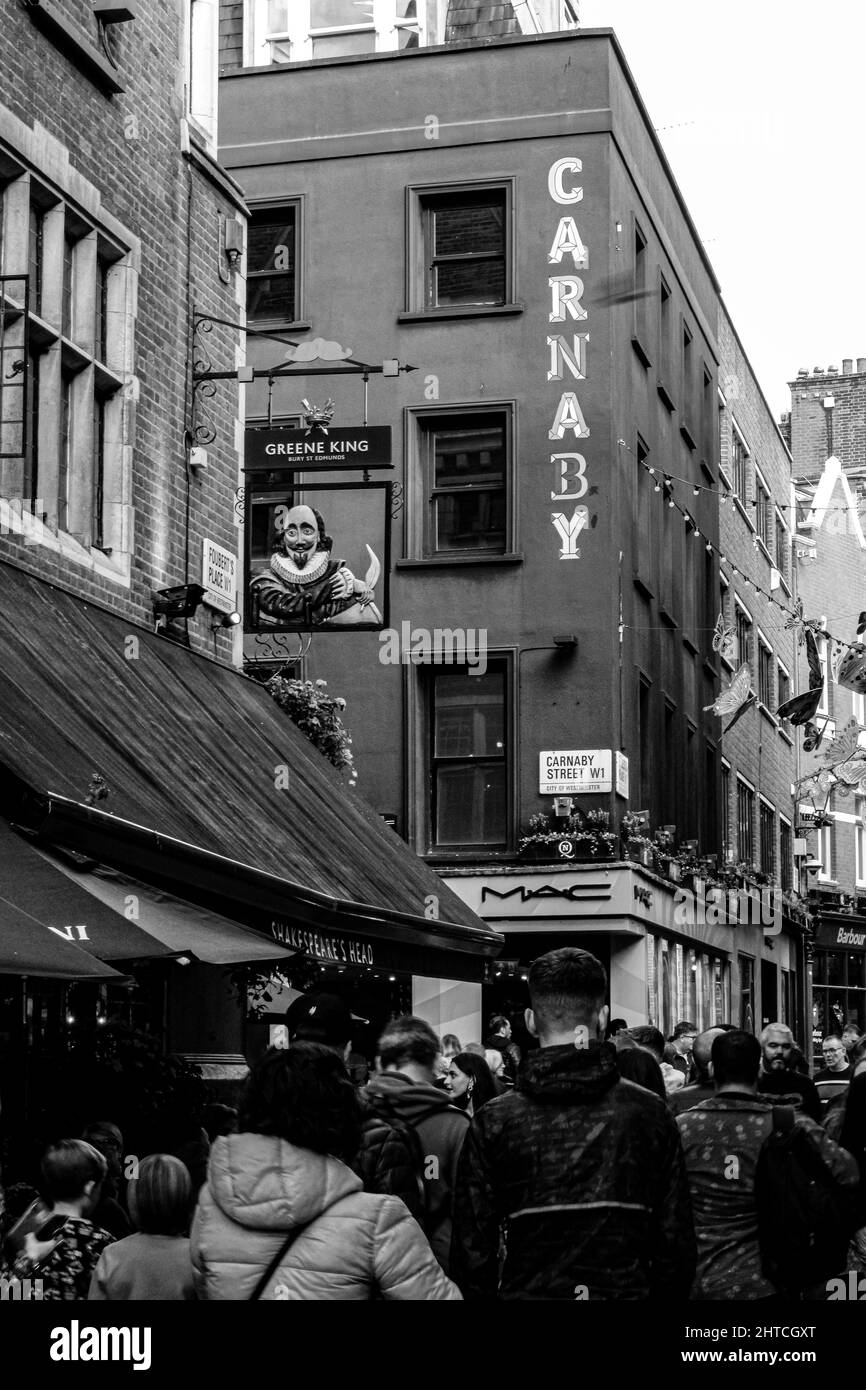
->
[842,358,853,374]
[858,358,866,374]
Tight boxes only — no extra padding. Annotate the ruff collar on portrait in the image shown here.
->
[270,549,331,587]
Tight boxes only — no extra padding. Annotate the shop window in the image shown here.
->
[409,406,510,558]
[428,660,509,850]
[736,777,755,865]
[246,205,300,325]
[739,955,755,1032]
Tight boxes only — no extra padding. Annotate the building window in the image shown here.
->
[429,662,508,849]
[731,425,748,500]
[721,761,731,860]
[412,407,509,557]
[420,187,507,311]
[817,820,835,881]
[775,514,788,583]
[248,1,423,64]
[28,202,44,316]
[633,221,647,344]
[854,691,866,726]
[855,796,866,887]
[777,662,791,728]
[757,638,773,708]
[755,473,771,548]
[0,172,132,567]
[735,604,752,671]
[701,364,715,464]
[759,801,775,877]
[816,628,830,717]
[681,321,693,421]
[737,777,755,865]
[658,273,673,396]
[246,205,299,324]
[639,675,653,813]
[780,817,793,892]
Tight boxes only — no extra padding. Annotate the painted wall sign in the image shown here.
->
[547,156,592,562]
[245,426,392,470]
[539,749,613,794]
[201,539,238,614]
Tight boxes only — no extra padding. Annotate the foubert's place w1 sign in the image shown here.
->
[539,750,612,794]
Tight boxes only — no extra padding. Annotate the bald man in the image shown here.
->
[668,1027,726,1116]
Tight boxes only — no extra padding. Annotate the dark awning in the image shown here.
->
[0,820,178,962]
[0,562,502,978]
[38,849,298,968]
[0,888,128,980]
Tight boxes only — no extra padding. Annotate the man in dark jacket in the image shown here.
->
[756,1023,821,1121]
[450,948,696,1300]
[361,1016,469,1273]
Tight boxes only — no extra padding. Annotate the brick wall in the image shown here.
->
[717,305,798,890]
[789,366,866,482]
[0,0,246,663]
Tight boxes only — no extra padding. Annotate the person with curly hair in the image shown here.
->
[190,1043,460,1300]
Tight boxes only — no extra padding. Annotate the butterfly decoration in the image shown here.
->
[802,718,830,754]
[796,767,835,805]
[820,717,866,795]
[703,661,756,734]
[711,612,736,663]
[776,628,824,726]
[836,641,866,696]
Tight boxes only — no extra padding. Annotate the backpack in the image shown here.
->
[360,1093,432,1236]
[755,1105,858,1292]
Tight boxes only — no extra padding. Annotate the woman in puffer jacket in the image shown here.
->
[190,1042,461,1301]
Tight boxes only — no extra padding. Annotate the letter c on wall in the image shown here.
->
[548,157,583,205]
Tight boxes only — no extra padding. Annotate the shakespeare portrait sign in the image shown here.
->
[244,477,391,634]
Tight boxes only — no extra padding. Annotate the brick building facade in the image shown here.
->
[715,307,803,1038]
[0,0,246,658]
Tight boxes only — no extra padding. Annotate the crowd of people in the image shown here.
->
[1,947,864,1301]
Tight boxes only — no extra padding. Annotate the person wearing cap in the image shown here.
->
[285,993,425,1224]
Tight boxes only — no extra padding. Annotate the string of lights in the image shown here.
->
[616,441,865,661]
[615,439,866,514]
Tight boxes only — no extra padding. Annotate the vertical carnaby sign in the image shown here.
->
[546,157,591,561]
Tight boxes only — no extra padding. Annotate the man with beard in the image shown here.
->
[250,504,380,627]
[756,1023,821,1121]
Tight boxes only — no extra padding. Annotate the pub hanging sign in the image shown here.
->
[244,477,391,634]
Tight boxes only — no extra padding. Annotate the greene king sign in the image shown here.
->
[245,426,392,470]
[539,749,612,794]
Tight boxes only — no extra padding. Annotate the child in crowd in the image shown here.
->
[88,1153,195,1300]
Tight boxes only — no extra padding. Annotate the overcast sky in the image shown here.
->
[579,0,866,419]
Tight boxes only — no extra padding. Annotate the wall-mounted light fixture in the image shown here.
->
[93,3,137,21]
[553,633,578,650]
[224,219,243,268]
[210,610,241,631]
